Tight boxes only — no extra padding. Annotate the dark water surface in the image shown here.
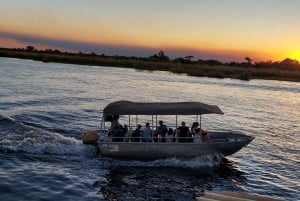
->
[0,58,299,201]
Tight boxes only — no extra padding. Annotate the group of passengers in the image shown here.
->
[108,115,210,143]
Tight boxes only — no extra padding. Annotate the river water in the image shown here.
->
[0,57,299,201]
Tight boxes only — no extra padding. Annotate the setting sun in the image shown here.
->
[290,51,300,62]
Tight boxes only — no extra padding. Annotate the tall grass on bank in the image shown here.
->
[1,49,299,82]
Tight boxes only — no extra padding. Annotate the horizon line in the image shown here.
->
[0,31,290,63]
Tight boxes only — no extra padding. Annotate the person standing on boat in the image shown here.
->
[142,122,152,142]
[191,122,202,143]
[132,124,143,142]
[156,120,168,142]
[177,121,191,142]
[165,128,174,143]
[111,115,122,129]
[108,115,124,142]
[191,122,198,135]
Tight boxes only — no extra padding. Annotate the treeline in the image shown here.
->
[148,50,300,72]
[2,46,300,71]
[0,46,299,82]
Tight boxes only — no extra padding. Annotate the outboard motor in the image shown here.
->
[82,130,99,145]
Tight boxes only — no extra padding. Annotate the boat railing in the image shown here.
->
[102,136,192,143]
[100,135,228,143]
[99,131,251,143]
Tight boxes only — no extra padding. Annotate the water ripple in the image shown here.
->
[0,57,299,201]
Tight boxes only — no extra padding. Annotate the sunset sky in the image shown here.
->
[1,0,300,62]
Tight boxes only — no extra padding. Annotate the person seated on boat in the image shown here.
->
[131,124,143,142]
[177,121,192,142]
[191,122,202,143]
[142,122,152,142]
[155,120,168,142]
[165,128,174,143]
[201,130,210,142]
[124,126,133,142]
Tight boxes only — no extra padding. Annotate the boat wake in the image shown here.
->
[0,114,15,123]
[0,114,97,156]
[150,154,224,168]
[1,113,223,167]
[103,154,224,169]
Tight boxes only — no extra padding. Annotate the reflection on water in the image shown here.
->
[98,158,246,201]
[0,58,299,201]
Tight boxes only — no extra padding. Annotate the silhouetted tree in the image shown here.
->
[244,57,253,67]
[173,57,186,63]
[149,50,169,61]
[245,57,252,63]
[205,59,222,66]
[254,61,273,69]
[90,52,97,56]
[178,55,192,63]
[53,49,61,54]
[197,59,205,64]
[158,50,169,61]
[227,61,240,66]
[26,46,35,52]
[279,58,299,70]
[149,54,158,60]
[184,55,194,60]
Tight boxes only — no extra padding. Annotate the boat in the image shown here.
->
[197,191,284,201]
[83,100,254,160]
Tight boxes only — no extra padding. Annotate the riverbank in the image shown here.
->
[1,48,299,82]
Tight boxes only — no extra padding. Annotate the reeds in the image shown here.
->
[1,49,299,82]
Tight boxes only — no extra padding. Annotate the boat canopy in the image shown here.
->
[103,100,224,116]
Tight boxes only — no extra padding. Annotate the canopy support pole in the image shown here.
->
[129,115,131,128]
[135,115,138,126]
[102,115,106,140]
[152,115,154,142]
[175,114,178,143]
[200,115,202,132]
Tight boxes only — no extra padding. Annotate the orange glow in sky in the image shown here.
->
[289,51,300,62]
[1,1,300,62]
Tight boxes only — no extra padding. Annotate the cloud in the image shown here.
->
[0,31,156,55]
[0,31,254,62]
